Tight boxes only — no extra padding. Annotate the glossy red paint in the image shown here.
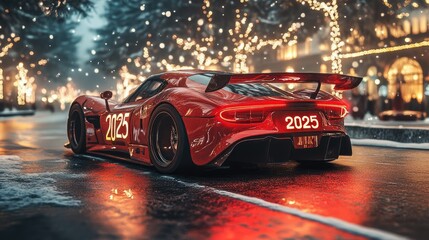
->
[67,70,362,169]
[183,105,347,166]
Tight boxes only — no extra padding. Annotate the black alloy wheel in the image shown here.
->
[149,104,192,173]
[67,104,86,154]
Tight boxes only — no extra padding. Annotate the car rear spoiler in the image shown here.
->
[205,73,362,99]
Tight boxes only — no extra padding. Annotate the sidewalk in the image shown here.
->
[345,114,429,150]
[0,109,35,117]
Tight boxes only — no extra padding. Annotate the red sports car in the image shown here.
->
[66,70,362,173]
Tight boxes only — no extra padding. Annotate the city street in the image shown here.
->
[0,112,428,239]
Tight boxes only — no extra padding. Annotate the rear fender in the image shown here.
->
[69,96,112,146]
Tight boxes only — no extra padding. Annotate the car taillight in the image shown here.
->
[317,103,348,119]
[220,108,266,123]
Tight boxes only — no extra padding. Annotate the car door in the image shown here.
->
[101,77,166,147]
[127,77,167,145]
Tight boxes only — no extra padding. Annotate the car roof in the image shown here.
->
[160,69,227,79]
[156,69,226,87]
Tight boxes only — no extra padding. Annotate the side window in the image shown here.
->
[135,80,164,101]
[188,74,213,86]
[125,78,166,103]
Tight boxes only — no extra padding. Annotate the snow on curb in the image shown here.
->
[0,109,35,117]
[0,155,81,210]
[351,138,429,150]
[345,122,429,130]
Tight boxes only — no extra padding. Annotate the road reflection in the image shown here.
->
[64,155,369,239]
[185,162,373,227]
[0,118,36,148]
[0,112,68,152]
[199,196,366,240]
[281,163,372,224]
[69,160,149,239]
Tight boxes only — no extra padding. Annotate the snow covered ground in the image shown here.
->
[0,155,81,210]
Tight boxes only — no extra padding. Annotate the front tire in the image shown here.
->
[67,104,86,154]
[149,104,192,174]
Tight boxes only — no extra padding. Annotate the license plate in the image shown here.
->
[293,135,319,149]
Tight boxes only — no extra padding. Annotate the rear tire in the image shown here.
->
[67,104,86,154]
[149,104,193,174]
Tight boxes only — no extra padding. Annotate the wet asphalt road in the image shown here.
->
[0,112,428,240]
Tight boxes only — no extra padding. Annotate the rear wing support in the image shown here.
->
[310,81,322,99]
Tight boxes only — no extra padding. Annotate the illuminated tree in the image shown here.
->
[0,0,91,64]
[92,0,321,77]
[1,18,81,84]
[0,0,93,108]
[1,0,92,82]
[248,0,323,39]
[169,0,324,73]
[92,0,429,81]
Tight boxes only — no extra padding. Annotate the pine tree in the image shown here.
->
[0,0,92,80]
[32,18,80,83]
[0,0,92,109]
[0,0,93,97]
[255,0,429,48]
[91,0,202,75]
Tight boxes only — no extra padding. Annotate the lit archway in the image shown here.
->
[386,57,423,103]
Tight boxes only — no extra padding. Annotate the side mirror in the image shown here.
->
[100,91,113,112]
[100,91,113,100]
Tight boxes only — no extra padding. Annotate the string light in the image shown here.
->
[298,0,344,73]
[16,62,29,105]
[57,83,78,110]
[117,66,140,100]
[120,0,428,100]
[119,0,303,95]
[333,40,429,60]
[175,0,301,73]
[0,34,20,58]
[26,76,36,104]
[256,23,302,50]
[382,0,393,8]
[0,68,3,100]
[38,0,70,16]
[1,35,22,103]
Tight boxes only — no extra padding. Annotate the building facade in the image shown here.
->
[254,8,429,120]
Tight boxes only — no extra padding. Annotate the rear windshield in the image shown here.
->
[187,74,291,97]
[224,83,285,97]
